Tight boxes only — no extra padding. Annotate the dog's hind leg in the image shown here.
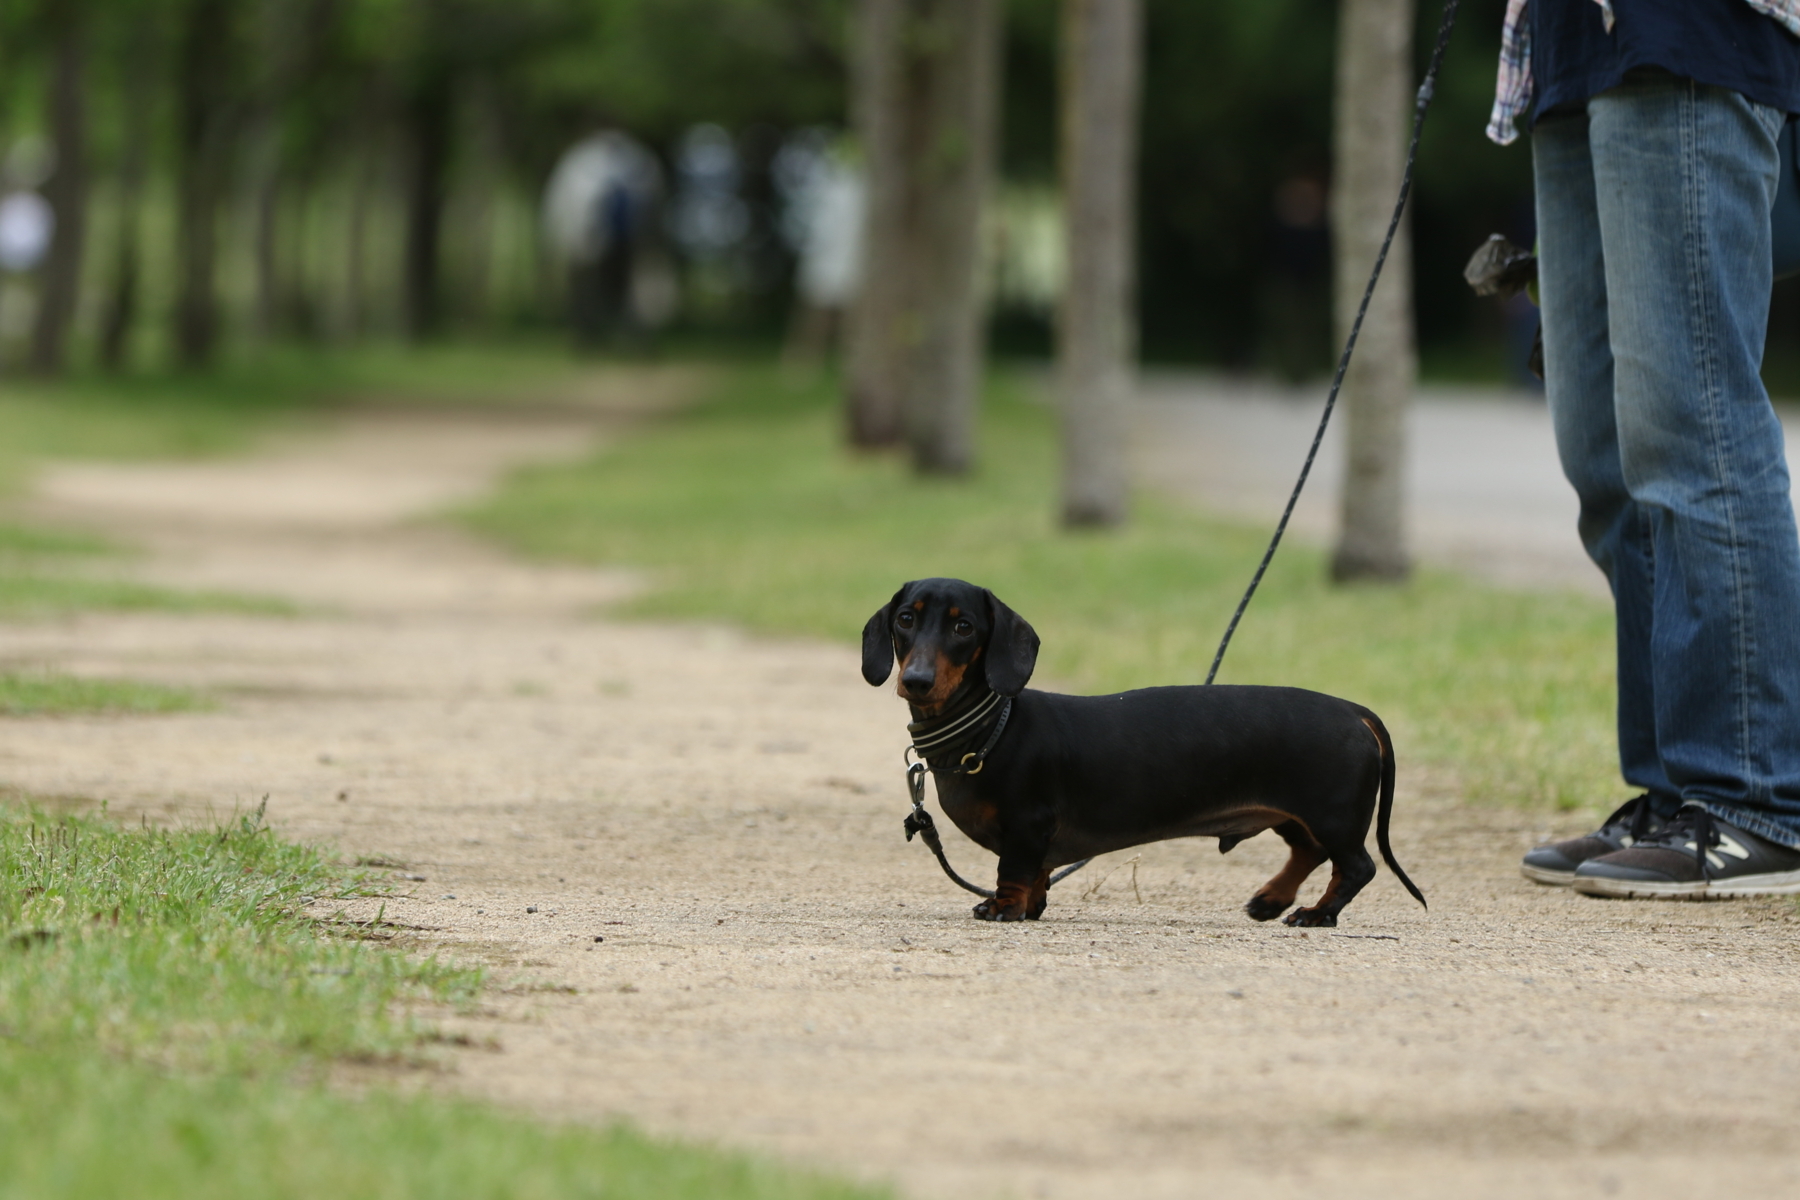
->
[1244,820,1327,922]
[1283,844,1376,927]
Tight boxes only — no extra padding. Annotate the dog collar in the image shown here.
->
[906,687,1011,775]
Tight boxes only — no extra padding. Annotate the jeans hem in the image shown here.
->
[1694,800,1800,850]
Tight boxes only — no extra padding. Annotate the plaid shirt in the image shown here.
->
[1487,0,1800,144]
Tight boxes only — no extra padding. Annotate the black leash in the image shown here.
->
[902,694,1030,900]
[905,0,1461,897]
[1205,0,1461,686]
[902,692,1090,899]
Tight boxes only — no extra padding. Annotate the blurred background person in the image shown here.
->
[775,129,864,368]
[542,130,667,350]
[1259,169,1332,382]
[0,137,56,370]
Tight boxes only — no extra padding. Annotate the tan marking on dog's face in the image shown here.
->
[895,646,968,709]
[921,651,968,708]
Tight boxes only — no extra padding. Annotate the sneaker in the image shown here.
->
[1572,806,1800,899]
[1520,794,1666,886]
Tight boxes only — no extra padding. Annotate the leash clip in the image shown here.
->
[904,761,930,843]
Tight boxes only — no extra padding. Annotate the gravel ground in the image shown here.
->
[3,380,1798,1200]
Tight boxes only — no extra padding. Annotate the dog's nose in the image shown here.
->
[900,665,936,696]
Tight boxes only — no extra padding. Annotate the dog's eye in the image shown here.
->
[953,619,974,637]
[895,611,915,629]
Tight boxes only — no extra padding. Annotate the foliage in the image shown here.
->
[1122,0,1531,364]
[0,803,886,1200]
[466,365,1621,812]
[0,0,1552,373]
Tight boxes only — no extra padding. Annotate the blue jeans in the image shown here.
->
[1533,73,1800,848]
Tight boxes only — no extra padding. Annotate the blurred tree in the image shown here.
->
[386,0,588,340]
[29,0,88,375]
[844,0,913,447]
[98,1,159,371]
[173,0,240,368]
[245,0,329,342]
[1330,0,1415,583]
[844,0,999,470]
[1056,0,1140,528]
[0,0,1524,375]
[903,0,1002,475]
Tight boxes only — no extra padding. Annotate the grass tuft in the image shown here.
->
[0,523,117,557]
[0,575,295,619]
[0,673,210,717]
[0,802,888,1200]
[0,803,472,1071]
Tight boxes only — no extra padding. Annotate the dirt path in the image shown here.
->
[3,374,1799,1200]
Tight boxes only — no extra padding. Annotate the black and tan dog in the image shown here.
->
[863,577,1426,925]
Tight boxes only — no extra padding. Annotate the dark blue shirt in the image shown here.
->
[1531,0,1800,122]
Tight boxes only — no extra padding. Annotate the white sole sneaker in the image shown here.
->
[1573,867,1800,900]
[1520,862,1576,887]
[1708,868,1800,898]
[1571,874,1709,900]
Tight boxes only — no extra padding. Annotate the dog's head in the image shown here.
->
[860,578,1039,711]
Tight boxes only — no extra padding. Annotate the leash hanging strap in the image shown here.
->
[904,764,1091,898]
[1204,0,1461,687]
[905,763,996,898]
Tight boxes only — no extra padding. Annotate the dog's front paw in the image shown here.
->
[974,878,1044,922]
[973,897,1027,921]
[1282,906,1338,928]
[1244,891,1293,922]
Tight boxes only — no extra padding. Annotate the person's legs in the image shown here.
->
[1532,108,1676,806]
[1587,74,1800,849]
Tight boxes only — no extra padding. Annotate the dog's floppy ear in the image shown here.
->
[981,588,1039,697]
[861,586,907,686]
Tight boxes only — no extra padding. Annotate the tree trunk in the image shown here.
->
[343,144,374,340]
[402,72,452,341]
[252,155,283,341]
[100,13,155,372]
[458,77,505,330]
[844,0,915,447]
[903,0,1002,476]
[174,0,235,369]
[1057,0,1142,527]
[30,1,88,376]
[1329,0,1415,582]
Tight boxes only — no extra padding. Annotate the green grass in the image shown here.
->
[0,523,116,557]
[464,366,1620,812]
[0,803,887,1200]
[0,673,208,717]
[0,341,599,622]
[0,803,471,1070]
[0,576,296,620]
[0,340,596,493]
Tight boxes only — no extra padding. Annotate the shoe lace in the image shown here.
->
[1633,806,1718,878]
[1604,794,1657,843]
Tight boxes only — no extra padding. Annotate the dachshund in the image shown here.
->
[862,577,1426,925]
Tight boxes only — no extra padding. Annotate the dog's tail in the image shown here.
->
[1363,710,1426,910]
